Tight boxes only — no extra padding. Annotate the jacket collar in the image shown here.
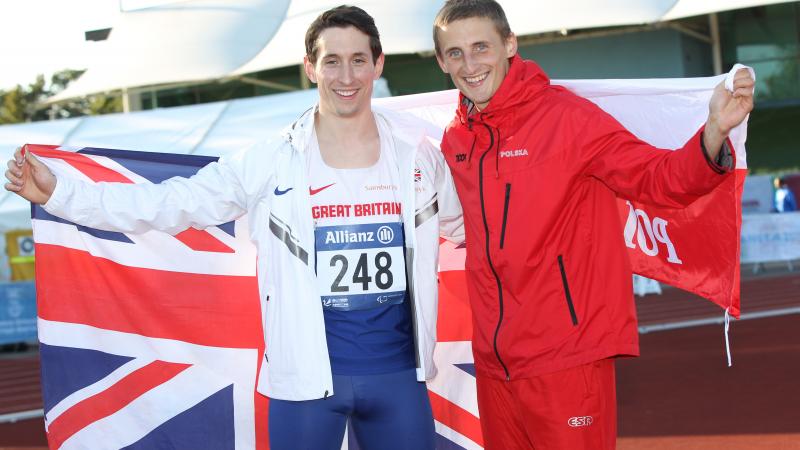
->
[455,54,551,126]
[281,104,425,158]
[281,105,316,154]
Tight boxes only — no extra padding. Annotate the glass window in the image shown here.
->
[720,3,800,103]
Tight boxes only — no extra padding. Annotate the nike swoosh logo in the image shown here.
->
[274,186,293,196]
[309,183,336,195]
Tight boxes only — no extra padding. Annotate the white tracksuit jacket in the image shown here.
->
[43,106,464,401]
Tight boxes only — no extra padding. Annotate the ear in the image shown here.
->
[504,33,518,58]
[433,28,449,74]
[373,53,385,79]
[303,56,317,84]
[434,52,449,74]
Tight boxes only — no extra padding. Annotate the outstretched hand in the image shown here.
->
[4,146,56,204]
[703,68,755,159]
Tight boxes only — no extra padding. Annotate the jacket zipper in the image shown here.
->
[478,123,511,380]
[557,255,579,326]
[500,183,511,249]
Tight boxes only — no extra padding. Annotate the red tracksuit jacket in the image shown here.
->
[440,55,731,381]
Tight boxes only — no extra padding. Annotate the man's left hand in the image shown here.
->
[703,68,755,160]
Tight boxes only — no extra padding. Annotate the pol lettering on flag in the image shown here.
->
[30,70,748,450]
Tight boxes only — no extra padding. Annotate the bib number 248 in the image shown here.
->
[330,251,393,292]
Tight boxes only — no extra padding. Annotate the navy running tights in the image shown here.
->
[268,368,436,450]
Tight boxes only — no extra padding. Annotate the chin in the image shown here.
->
[464,93,490,107]
[458,87,486,104]
[335,107,362,118]
[474,96,491,106]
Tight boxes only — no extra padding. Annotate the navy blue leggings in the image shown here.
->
[268,368,435,450]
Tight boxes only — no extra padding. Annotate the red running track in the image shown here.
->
[618,313,800,450]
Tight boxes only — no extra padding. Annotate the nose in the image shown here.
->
[340,63,355,84]
[464,52,479,74]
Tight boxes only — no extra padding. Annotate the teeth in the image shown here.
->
[335,90,357,96]
[465,73,488,83]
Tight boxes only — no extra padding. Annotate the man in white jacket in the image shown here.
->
[5,6,463,450]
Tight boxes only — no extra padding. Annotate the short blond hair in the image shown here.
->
[433,0,512,55]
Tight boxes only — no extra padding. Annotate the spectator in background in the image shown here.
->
[774,176,797,212]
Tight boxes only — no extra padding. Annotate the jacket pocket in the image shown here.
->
[557,255,579,326]
[500,183,511,249]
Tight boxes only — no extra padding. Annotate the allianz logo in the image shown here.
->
[324,226,395,245]
[499,149,529,158]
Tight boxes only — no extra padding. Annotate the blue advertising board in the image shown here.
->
[0,281,37,345]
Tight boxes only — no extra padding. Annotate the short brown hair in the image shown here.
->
[433,0,512,55]
[305,5,382,64]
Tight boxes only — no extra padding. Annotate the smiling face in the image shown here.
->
[435,16,517,110]
[304,26,384,120]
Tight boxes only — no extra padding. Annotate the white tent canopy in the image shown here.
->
[662,0,796,20]
[49,0,795,101]
[231,0,445,75]
[49,0,290,102]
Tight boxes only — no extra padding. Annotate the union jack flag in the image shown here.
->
[30,144,483,449]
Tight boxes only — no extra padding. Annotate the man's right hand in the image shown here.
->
[4,146,56,204]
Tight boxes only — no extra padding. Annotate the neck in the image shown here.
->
[315,107,375,142]
[314,107,380,169]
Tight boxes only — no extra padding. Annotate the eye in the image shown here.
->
[475,43,488,52]
[324,59,338,66]
[353,57,367,65]
[447,49,462,59]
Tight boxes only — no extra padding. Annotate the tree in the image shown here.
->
[0,70,122,124]
[0,75,48,124]
[0,87,25,124]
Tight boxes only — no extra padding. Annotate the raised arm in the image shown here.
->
[702,68,755,159]
[5,146,258,235]
[579,68,754,208]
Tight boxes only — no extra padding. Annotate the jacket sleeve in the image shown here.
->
[425,137,464,243]
[578,104,733,209]
[42,145,266,235]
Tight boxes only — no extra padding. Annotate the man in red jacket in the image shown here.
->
[431,1,754,449]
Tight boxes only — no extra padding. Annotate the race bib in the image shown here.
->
[315,222,407,311]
